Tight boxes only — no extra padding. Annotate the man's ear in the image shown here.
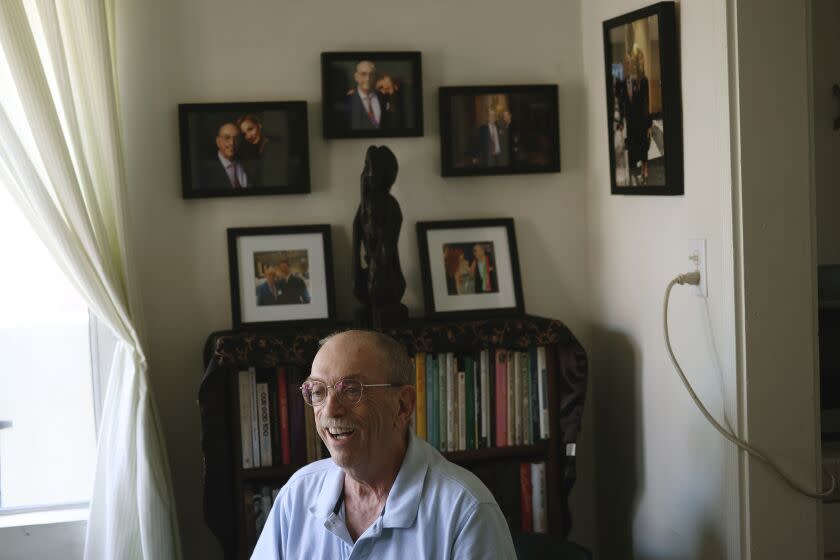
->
[396,386,416,425]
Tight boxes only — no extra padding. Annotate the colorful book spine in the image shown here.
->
[426,353,437,449]
[446,352,455,452]
[438,352,447,451]
[257,382,272,467]
[520,462,534,532]
[465,355,476,450]
[538,346,550,439]
[248,367,260,468]
[415,353,427,440]
[531,462,548,533]
[457,368,466,451]
[508,352,517,445]
[276,366,291,465]
[513,352,524,445]
[286,366,306,464]
[238,370,254,469]
[529,347,540,443]
[495,349,508,447]
[521,351,531,445]
[480,349,490,448]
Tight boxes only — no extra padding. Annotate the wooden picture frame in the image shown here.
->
[179,102,310,199]
[321,51,424,139]
[603,1,683,195]
[416,218,525,319]
[438,85,560,177]
[227,225,335,328]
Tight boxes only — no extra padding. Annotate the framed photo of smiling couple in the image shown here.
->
[178,101,311,199]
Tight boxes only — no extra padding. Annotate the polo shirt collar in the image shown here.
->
[308,433,429,528]
[382,432,428,529]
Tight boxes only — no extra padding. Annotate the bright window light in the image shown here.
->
[0,184,97,511]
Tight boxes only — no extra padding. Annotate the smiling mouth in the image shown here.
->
[326,427,355,440]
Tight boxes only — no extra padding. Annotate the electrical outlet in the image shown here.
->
[688,239,707,297]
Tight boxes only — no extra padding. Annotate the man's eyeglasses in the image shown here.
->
[299,378,404,407]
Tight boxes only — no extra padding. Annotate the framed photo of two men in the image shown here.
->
[603,1,684,195]
[438,85,561,177]
[321,51,424,139]
[178,101,311,199]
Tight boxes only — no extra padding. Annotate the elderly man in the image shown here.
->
[199,122,249,190]
[251,330,516,559]
[345,60,383,130]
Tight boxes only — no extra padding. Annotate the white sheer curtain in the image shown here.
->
[0,2,181,559]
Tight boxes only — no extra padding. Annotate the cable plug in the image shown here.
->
[675,271,701,286]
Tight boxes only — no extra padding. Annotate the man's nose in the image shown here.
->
[321,389,346,416]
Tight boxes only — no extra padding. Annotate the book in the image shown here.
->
[457,368,466,451]
[238,370,254,469]
[465,355,476,450]
[248,367,260,468]
[446,352,455,452]
[286,366,306,464]
[508,352,517,445]
[415,354,427,440]
[304,399,318,462]
[531,462,548,533]
[437,352,447,451]
[529,347,540,443]
[256,382,272,467]
[494,349,508,447]
[521,351,531,445]
[426,353,437,449]
[520,462,534,532]
[537,346,549,439]
[513,352,521,445]
[276,366,291,465]
[480,349,490,448]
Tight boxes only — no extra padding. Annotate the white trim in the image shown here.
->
[0,505,87,528]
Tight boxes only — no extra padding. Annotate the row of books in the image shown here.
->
[237,366,327,469]
[245,485,280,543]
[413,347,552,452]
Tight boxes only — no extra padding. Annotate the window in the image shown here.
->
[0,183,97,514]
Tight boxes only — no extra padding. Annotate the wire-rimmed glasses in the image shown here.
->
[299,378,403,407]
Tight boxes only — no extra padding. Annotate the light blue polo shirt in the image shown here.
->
[251,432,516,559]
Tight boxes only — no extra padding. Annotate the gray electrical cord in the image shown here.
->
[665,274,836,500]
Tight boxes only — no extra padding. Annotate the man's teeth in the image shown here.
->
[327,427,355,438]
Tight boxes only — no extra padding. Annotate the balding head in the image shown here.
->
[318,330,414,386]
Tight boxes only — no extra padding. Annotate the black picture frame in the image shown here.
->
[321,51,424,139]
[227,225,335,328]
[603,1,683,195]
[438,85,560,177]
[179,102,311,199]
[416,218,525,320]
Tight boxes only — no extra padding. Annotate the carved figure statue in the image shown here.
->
[352,146,406,321]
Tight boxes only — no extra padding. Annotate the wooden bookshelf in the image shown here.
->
[198,315,588,560]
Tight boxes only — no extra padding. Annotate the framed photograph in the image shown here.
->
[179,102,310,199]
[603,1,683,195]
[227,225,335,328]
[416,218,524,320]
[438,85,560,177]
[321,51,423,139]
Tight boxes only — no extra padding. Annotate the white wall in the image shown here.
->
[115,1,593,557]
[582,0,741,558]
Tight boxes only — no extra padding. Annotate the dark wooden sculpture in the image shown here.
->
[352,145,408,328]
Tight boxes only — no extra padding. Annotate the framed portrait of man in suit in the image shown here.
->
[603,1,683,195]
[439,85,561,177]
[178,101,311,199]
[321,51,424,139]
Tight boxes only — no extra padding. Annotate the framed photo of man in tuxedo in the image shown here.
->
[178,101,311,199]
[227,225,335,328]
[603,1,683,195]
[321,51,424,139]
[438,85,561,177]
